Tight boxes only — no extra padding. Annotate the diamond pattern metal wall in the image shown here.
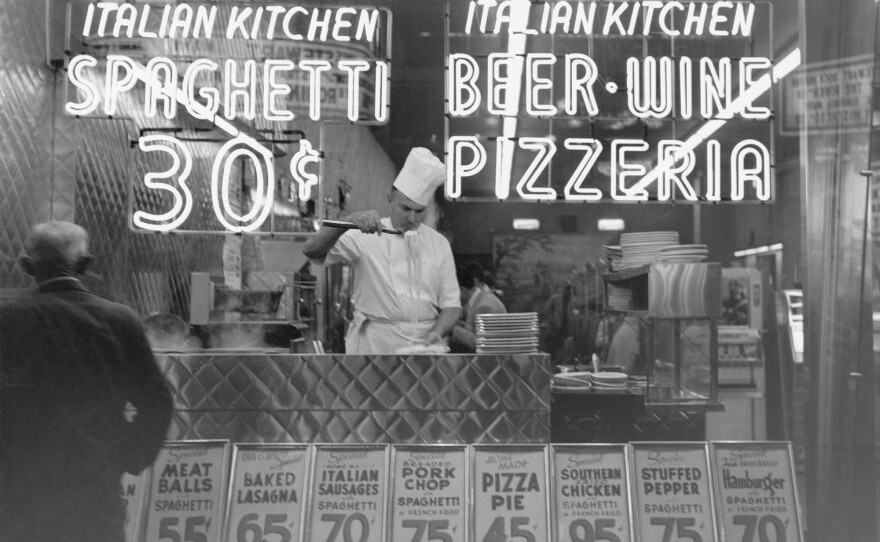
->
[0,0,53,287]
[157,353,552,444]
[61,116,221,311]
[551,393,706,443]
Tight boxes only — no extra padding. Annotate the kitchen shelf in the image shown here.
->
[602,262,722,411]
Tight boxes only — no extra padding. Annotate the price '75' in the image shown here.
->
[649,517,703,542]
[402,519,453,542]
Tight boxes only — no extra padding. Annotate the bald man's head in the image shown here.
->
[21,221,92,281]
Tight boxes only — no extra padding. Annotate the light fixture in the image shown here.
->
[513,218,540,230]
[598,218,625,231]
[734,242,783,258]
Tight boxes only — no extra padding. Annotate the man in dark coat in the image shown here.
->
[0,221,173,542]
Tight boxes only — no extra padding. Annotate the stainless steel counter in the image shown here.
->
[155,353,551,444]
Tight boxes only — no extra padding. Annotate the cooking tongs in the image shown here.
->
[322,219,403,235]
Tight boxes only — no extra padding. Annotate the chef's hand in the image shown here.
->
[345,210,383,235]
[425,329,444,345]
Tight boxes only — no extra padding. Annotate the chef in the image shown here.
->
[303,148,462,354]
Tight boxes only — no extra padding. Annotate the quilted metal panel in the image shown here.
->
[551,392,706,443]
[157,353,551,444]
[0,0,53,287]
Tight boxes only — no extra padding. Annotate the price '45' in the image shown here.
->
[482,516,535,542]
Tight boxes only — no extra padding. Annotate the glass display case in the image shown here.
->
[602,263,723,410]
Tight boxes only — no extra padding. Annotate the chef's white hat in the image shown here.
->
[392,147,446,206]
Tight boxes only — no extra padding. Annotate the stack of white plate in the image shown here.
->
[607,284,632,310]
[551,371,592,393]
[627,374,648,392]
[619,231,680,269]
[476,312,539,354]
[590,371,629,393]
[657,244,709,263]
[603,245,623,271]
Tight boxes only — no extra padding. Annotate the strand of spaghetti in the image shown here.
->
[404,230,421,345]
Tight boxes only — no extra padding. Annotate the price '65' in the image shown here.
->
[133,134,320,233]
[237,513,292,542]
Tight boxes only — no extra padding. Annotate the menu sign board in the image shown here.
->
[391,445,468,542]
[305,444,389,542]
[121,470,150,542]
[551,444,633,542]
[630,443,717,542]
[225,444,311,542]
[780,55,873,135]
[472,445,550,542]
[711,442,803,542]
[143,440,231,542]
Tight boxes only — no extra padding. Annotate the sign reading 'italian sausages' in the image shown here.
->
[551,444,633,542]
[473,445,549,542]
[711,442,803,542]
[391,445,468,542]
[225,444,311,542]
[305,444,389,542]
[143,440,231,542]
[121,471,149,542]
[630,443,717,542]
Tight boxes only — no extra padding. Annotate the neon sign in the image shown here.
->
[444,0,794,203]
[66,55,389,124]
[65,2,391,233]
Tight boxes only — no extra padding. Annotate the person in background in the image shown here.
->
[542,282,573,361]
[0,221,173,542]
[595,314,643,373]
[303,148,461,353]
[451,262,507,351]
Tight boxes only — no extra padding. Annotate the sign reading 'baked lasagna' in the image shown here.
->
[225,444,310,542]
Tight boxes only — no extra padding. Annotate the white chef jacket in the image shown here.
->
[322,218,461,354]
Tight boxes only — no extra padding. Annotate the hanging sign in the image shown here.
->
[780,55,873,135]
[305,444,389,542]
[390,445,469,542]
[710,442,803,542]
[630,442,718,542]
[472,445,550,542]
[224,444,311,542]
[551,444,633,542]
[142,440,231,542]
